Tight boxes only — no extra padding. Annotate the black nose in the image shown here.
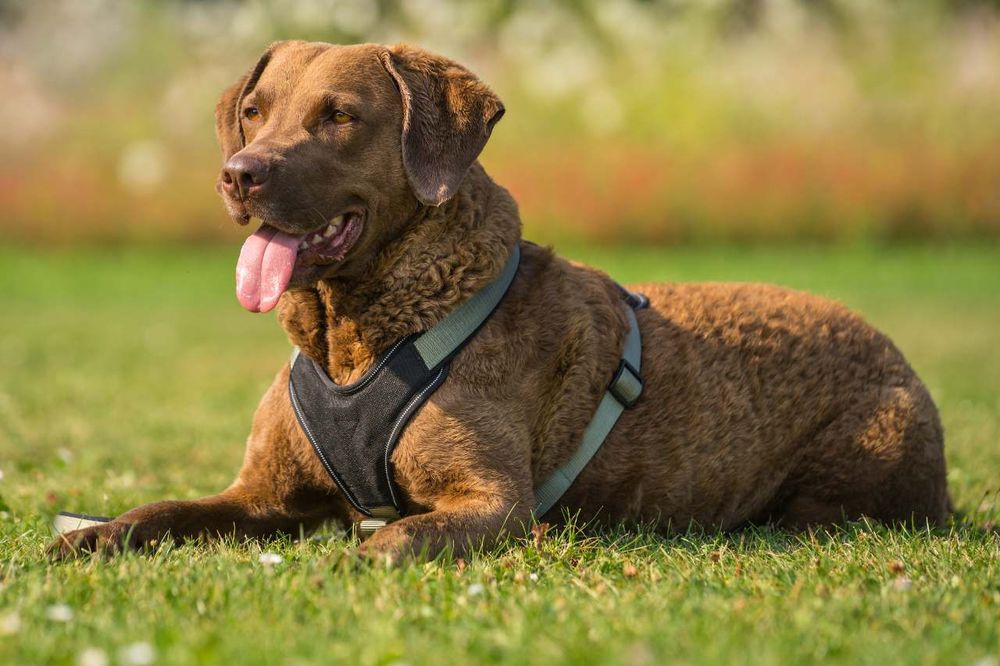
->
[221,153,271,199]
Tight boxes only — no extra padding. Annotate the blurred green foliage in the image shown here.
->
[1,0,998,244]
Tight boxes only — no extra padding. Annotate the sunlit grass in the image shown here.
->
[0,244,997,665]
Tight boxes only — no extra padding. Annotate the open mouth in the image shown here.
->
[235,212,364,313]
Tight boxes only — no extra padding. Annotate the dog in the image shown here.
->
[50,41,950,561]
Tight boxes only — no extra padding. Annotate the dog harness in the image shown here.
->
[288,243,645,535]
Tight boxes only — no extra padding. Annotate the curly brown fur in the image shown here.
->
[49,42,949,562]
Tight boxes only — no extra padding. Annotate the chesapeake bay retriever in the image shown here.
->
[50,41,950,561]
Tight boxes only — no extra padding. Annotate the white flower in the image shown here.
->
[78,647,109,666]
[0,612,21,635]
[892,577,913,591]
[258,552,283,566]
[119,642,155,666]
[46,603,74,622]
[0,467,5,481]
[529,573,539,582]
[57,447,74,463]
[466,583,485,596]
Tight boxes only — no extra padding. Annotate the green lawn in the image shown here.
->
[0,243,997,666]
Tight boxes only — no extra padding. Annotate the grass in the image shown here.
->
[0,242,997,665]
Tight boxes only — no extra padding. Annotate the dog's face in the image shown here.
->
[215,41,504,312]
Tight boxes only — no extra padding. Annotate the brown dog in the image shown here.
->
[50,42,949,561]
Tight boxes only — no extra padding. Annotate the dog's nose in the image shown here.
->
[221,154,271,199]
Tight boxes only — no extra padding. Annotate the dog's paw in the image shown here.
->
[46,521,154,561]
[356,525,455,564]
[355,529,411,566]
[355,543,402,568]
[47,524,116,560]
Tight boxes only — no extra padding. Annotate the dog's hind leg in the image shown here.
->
[777,379,949,530]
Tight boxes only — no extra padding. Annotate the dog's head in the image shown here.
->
[215,41,504,312]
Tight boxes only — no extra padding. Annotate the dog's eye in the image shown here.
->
[331,110,353,125]
[243,107,261,122]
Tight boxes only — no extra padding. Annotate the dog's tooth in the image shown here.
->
[330,215,344,228]
[323,225,336,237]
[298,241,308,250]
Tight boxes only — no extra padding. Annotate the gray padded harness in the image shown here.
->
[288,243,644,535]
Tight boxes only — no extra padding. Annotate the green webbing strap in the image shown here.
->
[413,245,521,369]
[533,305,643,518]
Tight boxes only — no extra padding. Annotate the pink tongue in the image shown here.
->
[235,225,303,313]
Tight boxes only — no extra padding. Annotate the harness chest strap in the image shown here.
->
[288,243,644,536]
[532,304,643,518]
[289,245,522,531]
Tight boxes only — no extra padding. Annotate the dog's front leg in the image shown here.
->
[46,483,333,560]
[48,365,344,559]
[357,465,535,563]
[355,392,539,562]
[358,501,532,562]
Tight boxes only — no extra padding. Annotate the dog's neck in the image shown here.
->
[277,166,521,385]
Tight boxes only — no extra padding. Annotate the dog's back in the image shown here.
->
[527,270,949,529]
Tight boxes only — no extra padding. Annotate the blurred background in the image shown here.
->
[2,0,999,245]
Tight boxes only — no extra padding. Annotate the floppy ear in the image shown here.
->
[378,44,505,207]
[214,75,248,160]
[214,43,285,160]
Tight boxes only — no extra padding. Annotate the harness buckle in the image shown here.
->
[608,359,642,409]
[627,291,650,310]
[355,505,400,539]
[357,519,388,538]
[617,287,650,311]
